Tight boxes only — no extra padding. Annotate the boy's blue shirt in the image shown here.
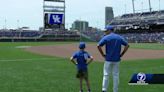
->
[72,50,91,70]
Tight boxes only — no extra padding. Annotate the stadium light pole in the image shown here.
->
[64,1,66,30]
[124,4,127,14]
[159,0,161,11]
[141,2,143,13]
[132,0,135,13]
[4,19,6,30]
[80,21,82,42]
[17,20,19,29]
[148,0,152,12]
[43,0,45,31]
[79,18,82,42]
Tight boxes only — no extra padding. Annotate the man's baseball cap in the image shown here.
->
[79,42,86,49]
[104,25,114,31]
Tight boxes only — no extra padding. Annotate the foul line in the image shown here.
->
[0,58,61,62]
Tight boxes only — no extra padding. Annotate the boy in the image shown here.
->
[70,42,93,92]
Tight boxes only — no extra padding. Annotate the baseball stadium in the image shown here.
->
[0,0,164,92]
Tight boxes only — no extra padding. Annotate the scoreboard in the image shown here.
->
[43,0,65,30]
[44,13,64,29]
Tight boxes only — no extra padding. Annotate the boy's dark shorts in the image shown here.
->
[76,69,88,79]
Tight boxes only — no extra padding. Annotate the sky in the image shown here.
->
[0,0,164,30]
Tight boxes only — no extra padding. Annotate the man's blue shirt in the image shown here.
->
[98,33,128,62]
[72,50,91,70]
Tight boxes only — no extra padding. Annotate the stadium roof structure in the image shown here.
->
[108,9,164,31]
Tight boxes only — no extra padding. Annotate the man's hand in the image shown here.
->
[102,54,106,58]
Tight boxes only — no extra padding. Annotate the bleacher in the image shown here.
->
[79,10,164,43]
[82,30,104,41]
[122,32,164,43]
[0,30,80,42]
[0,31,41,38]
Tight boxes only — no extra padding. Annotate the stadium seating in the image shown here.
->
[0,31,41,38]
[81,30,164,43]
[122,32,164,43]
[110,10,164,26]
[0,30,80,41]
[82,30,104,41]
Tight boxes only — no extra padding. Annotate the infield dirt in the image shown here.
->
[25,44,164,61]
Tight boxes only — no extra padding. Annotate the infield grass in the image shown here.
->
[0,42,163,92]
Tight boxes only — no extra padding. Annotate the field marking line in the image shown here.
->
[15,46,32,48]
[0,58,62,62]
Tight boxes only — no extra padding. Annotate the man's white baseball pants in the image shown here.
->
[102,61,119,92]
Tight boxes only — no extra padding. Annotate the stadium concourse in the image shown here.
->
[0,29,164,43]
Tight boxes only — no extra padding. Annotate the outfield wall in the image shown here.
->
[0,37,80,42]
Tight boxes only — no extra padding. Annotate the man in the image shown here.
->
[97,25,129,92]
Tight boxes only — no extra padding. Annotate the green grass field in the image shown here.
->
[0,42,163,92]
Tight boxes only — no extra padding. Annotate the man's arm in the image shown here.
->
[120,44,129,57]
[97,45,105,58]
[70,57,77,65]
[87,56,93,65]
